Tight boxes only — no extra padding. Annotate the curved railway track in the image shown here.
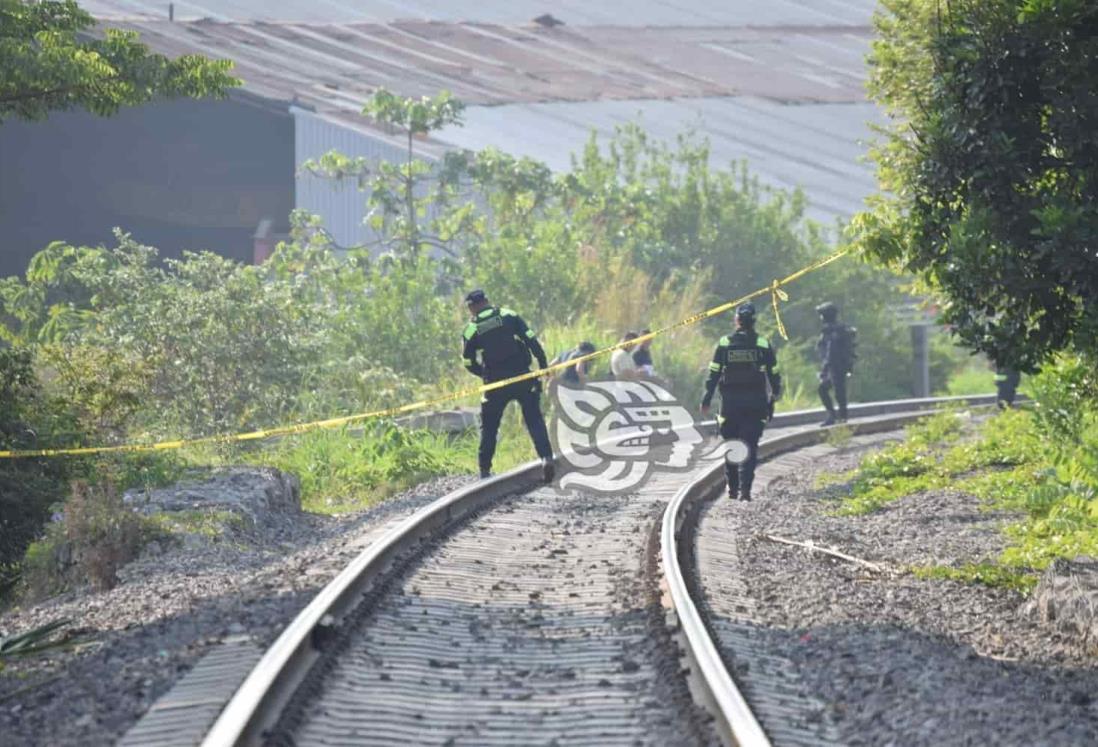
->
[197,395,997,747]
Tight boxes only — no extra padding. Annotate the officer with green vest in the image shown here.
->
[462,289,555,482]
[700,303,782,501]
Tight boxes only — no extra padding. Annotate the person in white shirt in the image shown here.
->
[610,331,641,379]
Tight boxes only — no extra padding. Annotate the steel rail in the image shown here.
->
[659,394,999,747]
[203,394,998,746]
[201,462,544,746]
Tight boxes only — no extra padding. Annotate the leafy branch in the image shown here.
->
[0,0,240,122]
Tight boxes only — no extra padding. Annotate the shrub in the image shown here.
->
[23,479,155,597]
[254,423,470,514]
[1027,351,1098,442]
[0,348,71,597]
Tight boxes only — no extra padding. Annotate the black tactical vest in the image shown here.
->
[472,308,530,374]
[719,330,770,405]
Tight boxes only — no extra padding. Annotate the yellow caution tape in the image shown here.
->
[770,279,790,340]
[0,248,850,459]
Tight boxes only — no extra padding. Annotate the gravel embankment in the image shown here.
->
[699,434,1098,746]
[0,475,474,747]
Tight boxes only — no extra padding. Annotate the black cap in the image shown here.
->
[735,302,756,323]
[464,289,487,304]
[816,301,838,321]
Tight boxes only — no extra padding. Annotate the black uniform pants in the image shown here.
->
[819,370,848,418]
[479,379,553,474]
[719,406,767,495]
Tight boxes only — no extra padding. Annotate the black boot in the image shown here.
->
[820,413,837,427]
[726,471,739,500]
[740,482,753,502]
[541,457,555,483]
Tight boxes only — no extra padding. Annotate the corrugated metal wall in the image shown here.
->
[292,107,432,251]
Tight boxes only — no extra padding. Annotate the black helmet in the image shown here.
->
[816,301,838,323]
[735,302,756,325]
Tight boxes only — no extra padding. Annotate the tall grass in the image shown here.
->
[825,357,1098,592]
[252,424,473,514]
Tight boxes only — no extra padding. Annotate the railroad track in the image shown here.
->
[189,395,996,747]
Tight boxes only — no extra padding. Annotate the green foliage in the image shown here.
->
[304,114,921,408]
[266,216,451,405]
[857,0,1098,370]
[304,89,465,260]
[942,359,997,397]
[0,618,71,671]
[0,347,71,595]
[835,411,967,514]
[364,87,465,138]
[834,408,1039,515]
[0,90,982,588]
[833,362,1098,591]
[0,0,239,122]
[23,478,156,598]
[1026,350,1098,441]
[254,424,472,514]
[0,234,324,437]
[911,562,1037,593]
[990,354,1098,569]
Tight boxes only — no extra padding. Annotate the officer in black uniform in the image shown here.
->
[461,290,555,482]
[700,303,782,501]
[995,365,1021,409]
[815,301,852,426]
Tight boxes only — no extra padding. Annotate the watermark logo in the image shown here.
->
[551,379,723,494]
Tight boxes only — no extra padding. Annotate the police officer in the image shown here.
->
[461,290,555,482]
[995,365,1021,409]
[700,303,782,501]
[815,301,853,426]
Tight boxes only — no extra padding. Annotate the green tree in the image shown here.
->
[302,88,465,260]
[455,147,580,324]
[0,0,239,122]
[0,234,323,438]
[856,0,1098,371]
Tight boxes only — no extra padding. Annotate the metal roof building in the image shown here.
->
[82,0,879,26]
[17,1,886,255]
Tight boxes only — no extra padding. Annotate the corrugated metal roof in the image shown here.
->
[85,4,884,233]
[86,0,878,27]
[109,20,872,120]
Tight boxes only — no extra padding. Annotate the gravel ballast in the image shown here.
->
[0,475,474,747]
[697,432,1098,746]
[274,468,715,746]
